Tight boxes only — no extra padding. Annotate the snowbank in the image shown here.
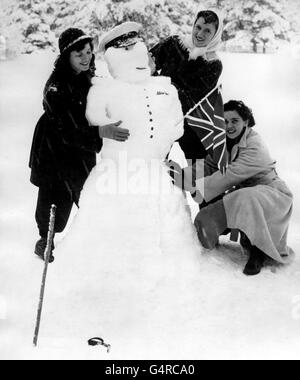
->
[0,52,300,360]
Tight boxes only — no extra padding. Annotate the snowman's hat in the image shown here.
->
[99,22,143,53]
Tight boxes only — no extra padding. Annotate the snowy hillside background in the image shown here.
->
[1,0,300,360]
[1,0,300,55]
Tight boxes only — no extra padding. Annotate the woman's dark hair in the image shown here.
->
[53,39,95,79]
[195,10,219,30]
[224,100,256,127]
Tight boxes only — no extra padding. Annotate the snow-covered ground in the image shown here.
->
[0,51,300,360]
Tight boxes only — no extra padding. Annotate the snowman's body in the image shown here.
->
[87,75,183,162]
[44,42,204,356]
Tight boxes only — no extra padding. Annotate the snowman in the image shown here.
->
[87,21,186,162]
[43,23,204,355]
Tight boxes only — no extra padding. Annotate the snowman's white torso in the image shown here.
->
[86,76,184,161]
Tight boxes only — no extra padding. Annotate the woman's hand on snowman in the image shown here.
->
[166,160,182,176]
[166,160,183,189]
[191,190,204,204]
[98,121,130,142]
[182,165,197,193]
[182,165,205,203]
[166,161,205,200]
[166,160,194,192]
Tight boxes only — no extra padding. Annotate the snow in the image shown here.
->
[0,51,300,360]
[2,0,299,55]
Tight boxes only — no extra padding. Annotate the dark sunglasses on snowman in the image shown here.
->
[105,31,143,50]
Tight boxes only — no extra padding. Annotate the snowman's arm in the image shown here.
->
[86,84,112,127]
[169,85,184,141]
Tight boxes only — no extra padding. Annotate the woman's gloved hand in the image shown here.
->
[166,160,195,192]
[98,121,130,142]
[166,160,204,203]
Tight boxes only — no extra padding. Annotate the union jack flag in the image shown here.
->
[185,85,228,174]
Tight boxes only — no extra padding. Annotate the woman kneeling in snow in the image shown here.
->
[169,100,294,276]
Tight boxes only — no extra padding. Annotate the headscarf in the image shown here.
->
[182,8,224,61]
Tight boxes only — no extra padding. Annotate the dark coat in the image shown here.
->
[150,36,223,160]
[29,69,102,195]
[150,36,223,115]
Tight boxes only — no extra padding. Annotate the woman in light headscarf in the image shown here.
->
[150,8,224,162]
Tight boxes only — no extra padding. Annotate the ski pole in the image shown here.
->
[33,204,57,347]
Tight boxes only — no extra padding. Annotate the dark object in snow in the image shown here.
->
[33,205,57,347]
[88,337,111,353]
[35,237,55,264]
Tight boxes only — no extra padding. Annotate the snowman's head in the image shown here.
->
[104,41,151,84]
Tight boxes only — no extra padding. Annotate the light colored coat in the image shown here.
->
[196,128,278,202]
[196,128,294,263]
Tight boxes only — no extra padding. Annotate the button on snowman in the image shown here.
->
[86,24,184,162]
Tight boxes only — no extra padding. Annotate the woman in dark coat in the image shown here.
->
[150,8,224,161]
[29,28,129,262]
